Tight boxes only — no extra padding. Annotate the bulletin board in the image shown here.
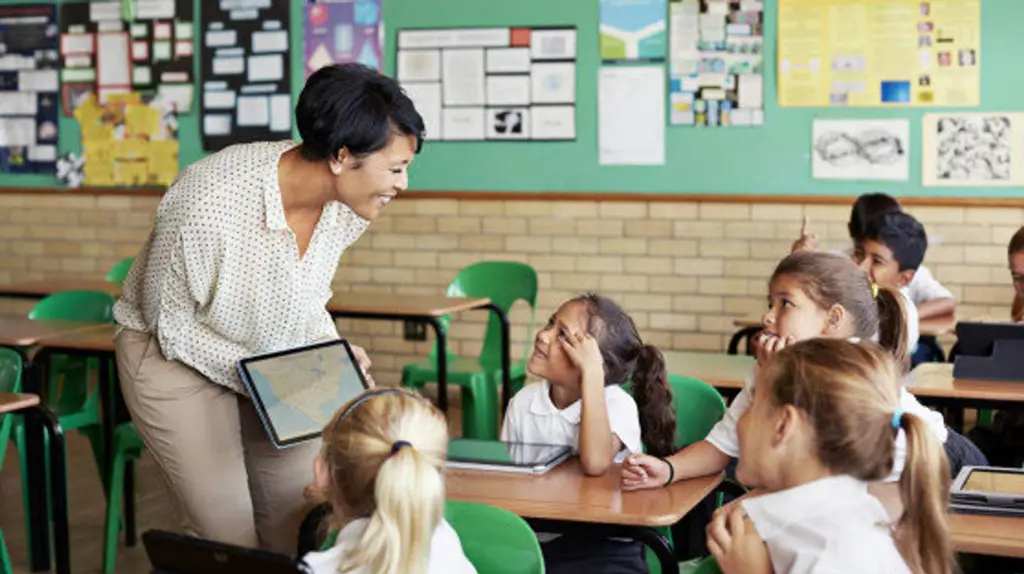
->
[0,0,1022,199]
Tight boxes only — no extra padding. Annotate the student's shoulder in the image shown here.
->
[507,380,547,411]
[605,384,639,412]
[431,520,478,574]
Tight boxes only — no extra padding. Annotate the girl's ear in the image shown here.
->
[822,303,847,336]
[313,455,331,492]
[771,404,801,448]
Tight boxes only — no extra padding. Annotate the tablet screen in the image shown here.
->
[964,469,1024,495]
[241,341,368,445]
[448,439,571,467]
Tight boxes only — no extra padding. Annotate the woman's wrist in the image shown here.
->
[656,456,675,486]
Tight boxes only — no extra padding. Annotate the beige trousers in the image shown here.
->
[114,328,317,554]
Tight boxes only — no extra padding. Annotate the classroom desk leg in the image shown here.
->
[23,405,71,574]
[527,519,678,574]
[13,347,51,573]
[483,303,512,415]
[726,326,761,356]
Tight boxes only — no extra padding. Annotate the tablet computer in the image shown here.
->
[237,339,370,449]
[445,438,573,475]
[143,529,310,574]
[951,466,1024,507]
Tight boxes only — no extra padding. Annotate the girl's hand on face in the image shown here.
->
[707,506,772,574]
[621,454,671,491]
[790,215,819,254]
[753,332,795,367]
[561,331,604,379]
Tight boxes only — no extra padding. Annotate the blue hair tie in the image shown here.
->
[891,409,904,430]
[390,440,412,455]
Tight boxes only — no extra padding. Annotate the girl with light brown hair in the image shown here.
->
[707,339,953,574]
[301,389,476,574]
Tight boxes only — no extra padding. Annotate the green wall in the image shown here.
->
[1,0,1022,197]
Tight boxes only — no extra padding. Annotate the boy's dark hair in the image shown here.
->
[862,211,928,272]
[572,293,676,458]
[295,63,425,163]
[1009,226,1024,256]
[849,193,902,241]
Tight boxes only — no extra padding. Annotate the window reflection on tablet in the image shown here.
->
[965,471,1024,495]
[506,443,571,465]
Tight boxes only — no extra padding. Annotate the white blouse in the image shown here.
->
[114,141,369,393]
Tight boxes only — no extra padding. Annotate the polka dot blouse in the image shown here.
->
[114,141,370,393]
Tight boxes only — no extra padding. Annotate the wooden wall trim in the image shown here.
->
[1,186,1022,207]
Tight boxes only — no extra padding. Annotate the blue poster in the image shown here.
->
[599,0,667,62]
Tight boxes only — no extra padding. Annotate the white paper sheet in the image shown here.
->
[203,114,231,135]
[175,40,193,58]
[247,54,283,82]
[237,95,269,126]
[441,48,485,106]
[530,28,577,60]
[212,56,244,75]
[157,83,193,112]
[134,0,176,20]
[230,9,258,20]
[485,48,531,73]
[205,30,237,47]
[531,105,575,140]
[442,107,485,140]
[152,41,171,62]
[132,66,152,84]
[397,49,441,82]
[812,119,910,181]
[61,34,94,55]
[401,82,441,140]
[486,75,530,106]
[131,23,148,38]
[62,68,96,82]
[132,41,149,60]
[240,84,277,94]
[0,93,37,116]
[398,28,510,50]
[154,22,171,39]
[161,71,189,83]
[97,33,130,86]
[89,2,121,22]
[530,62,575,104]
[599,66,664,165]
[17,70,59,92]
[0,118,36,146]
[486,107,529,140]
[252,30,288,53]
[738,74,763,109]
[269,94,290,132]
[0,55,36,70]
[175,21,193,40]
[28,145,57,162]
[204,90,236,109]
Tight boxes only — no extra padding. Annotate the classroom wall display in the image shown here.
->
[922,113,1024,187]
[75,92,178,187]
[599,0,666,62]
[396,26,577,141]
[778,0,980,107]
[59,0,196,116]
[0,4,59,174]
[668,0,764,127]
[200,0,291,151]
[303,0,382,77]
[812,119,909,181]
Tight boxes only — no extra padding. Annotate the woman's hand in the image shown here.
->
[753,333,794,367]
[708,506,772,574]
[790,216,819,254]
[350,344,375,386]
[561,331,604,379]
[621,454,672,490]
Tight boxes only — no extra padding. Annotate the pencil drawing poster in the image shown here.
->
[812,119,909,181]
[922,113,1024,187]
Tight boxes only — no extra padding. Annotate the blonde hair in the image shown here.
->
[321,389,448,574]
[771,251,910,372]
[759,339,952,574]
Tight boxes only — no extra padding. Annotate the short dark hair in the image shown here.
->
[1009,226,1024,256]
[862,211,927,271]
[295,63,425,162]
[849,193,901,240]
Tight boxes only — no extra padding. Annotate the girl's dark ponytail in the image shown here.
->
[875,286,910,373]
[632,345,676,458]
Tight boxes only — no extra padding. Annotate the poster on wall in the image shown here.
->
[396,26,577,141]
[778,0,980,107]
[199,0,292,151]
[922,113,1024,187]
[599,0,667,62]
[599,65,665,165]
[303,0,382,77]
[668,0,764,126]
[811,119,909,181]
[0,4,59,174]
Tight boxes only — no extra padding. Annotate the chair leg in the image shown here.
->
[14,423,39,559]
[0,528,11,574]
[103,447,127,574]
[124,460,136,546]
[80,425,109,492]
[462,381,499,441]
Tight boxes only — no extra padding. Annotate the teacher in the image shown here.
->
[112,63,424,552]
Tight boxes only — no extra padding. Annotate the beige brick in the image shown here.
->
[394,250,438,268]
[413,235,459,251]
[751,204,802,221]
[699,315,742,334]
[342,267,372,283]
[623,293,672,311]
[43,242,80,256]
[502,202,549,217]
[529,218,576,236]
[0,255,28,270]
[650,276,698,294]
[673,258,723,276]
[576,256,623,273]
[993,225,1021,246]
[672,332,724,351]
[553,273,601,291]
[931,225,989,245]
[925,245,964,264]
[599,202,647,219]
[439,253,481,269]
[642,331,674,348]
[965,208,1023,225]
[964,246,1008,266]
[648,239,698,257]
[724,296,765,316]
[773,220,804,241]
[649,312,697,330]
[79,211,119,226]
[443,216,482,234]
[673,295,723,313]
[624,220,672,237]
[600,238,647,255]
[459,235,505,252]
[911,206,965,224]
[10,209,78,225]
[11,241,44,255]
[699,277,749,295]
[699,203,750,221]
[390,215,437,233]
[414,199,459,215]
[576,219,625,236]
[505,236,551,253]
[96,196,132,210]
[600,275,649,293]
[61,258,97,274]
[552,237,601,255]
[725,221,777,240]
[372,234,417,249]
[483,217,527,235]
[724,259,777,278]
[804,205,849,222]
[674,220,724,239]
[551,202,598,218]
[80,242,117,258]
[372,268,415,283]
[129,197,158,211]
[528,255,576,272]
[648,203,698,220]
[624,256,674,275]
[350,250,394,267]
[700,240,749,259]
[459,201,506,216]
[29,257,61,272]
[961,285,1014,305]
[750,241,791,260]
[116,212,155,228]
[934,264,997,285]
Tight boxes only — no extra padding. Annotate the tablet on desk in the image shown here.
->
[951,466,1024,508]
[445,438,573,475]
[237,339,370,449]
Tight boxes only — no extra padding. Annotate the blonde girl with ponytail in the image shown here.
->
[301,389,476,574]
[708,339,952,574]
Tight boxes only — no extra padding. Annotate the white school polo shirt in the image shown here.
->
[500,380,643,457]
[741,475,911,574]
[907,265,953,305]
[705,363,947,483]
[301,518,476,574]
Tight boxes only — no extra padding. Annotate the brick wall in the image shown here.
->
[0,193,1019,387]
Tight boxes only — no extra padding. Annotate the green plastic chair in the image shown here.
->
[402,262,539,440]
[102,422,145,574]
[105,257,135,283]
[679,556,721,574]
[0,348,23,574]
[445,501,544,574]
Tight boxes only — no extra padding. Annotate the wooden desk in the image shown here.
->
[950,513,1024,559]
[328,293,510,417]
[0,391,39,413]
[447,458,723,573]
[908,363,1024,430]
[663,351,752,394]
[0,316,109,347]
[0,277,121,300]
[920,314,958,337]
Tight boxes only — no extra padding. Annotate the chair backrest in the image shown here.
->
[669,375,728,448]
[441,261,539,371]
[691,556,722,574]
[444,500,544,574]
[28,290,117,324]
[106,257,135,283]
[0,347,23,470]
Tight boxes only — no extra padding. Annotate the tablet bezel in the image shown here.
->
[951,465,1024,505]
[446,438,574,469]
[237,338,370,449]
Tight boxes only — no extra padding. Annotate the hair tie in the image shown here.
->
[871,283,879,298]
[890,408,904,430]
[390,440,412,456]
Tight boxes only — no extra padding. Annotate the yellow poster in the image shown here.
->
[778,0,980,107]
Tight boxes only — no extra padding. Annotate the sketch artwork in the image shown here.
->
[922,113,1024,187]
[812,119,910,181]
